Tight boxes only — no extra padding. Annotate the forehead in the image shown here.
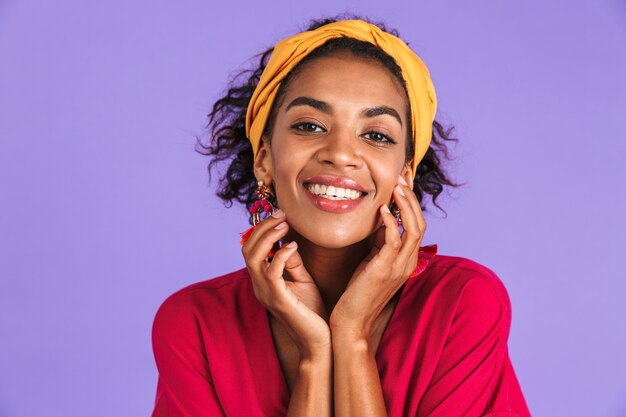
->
[278,52,408,110]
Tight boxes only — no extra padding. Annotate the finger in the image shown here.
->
[264,241,299,285]
[244,217,290,269]
[415,200,427,243]
[401,186,427,250]
[283,242,315,284]
[242,209,288,254]
[393,184,420,242]
[371,215,387,252]
[401,177,427,239]
[244,243,294,311]
[392,181,426,279]
[393,184,422,259]
[396,182,428,276]
[376,203,403,261]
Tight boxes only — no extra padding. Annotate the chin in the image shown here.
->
[290,218,376,249]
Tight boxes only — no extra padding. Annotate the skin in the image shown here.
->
[241,51,427,417]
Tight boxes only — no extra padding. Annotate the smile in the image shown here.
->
[306,183,363,200]
[302,175,368,213]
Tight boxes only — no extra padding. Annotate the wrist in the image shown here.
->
[331,332,374,363]
[330,326,372,352]
[298,341,332,364]
[329,318,372,342]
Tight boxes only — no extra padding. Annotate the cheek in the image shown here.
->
[372,156,405,200]
[273,165,294,195]
[379,179,397,203]
[270,139,311,184]
[271,157,304,206]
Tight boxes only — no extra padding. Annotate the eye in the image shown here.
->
[291,122,325,133]
[363,130,396,144]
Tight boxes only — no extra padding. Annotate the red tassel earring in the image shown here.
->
[239,180,281,260]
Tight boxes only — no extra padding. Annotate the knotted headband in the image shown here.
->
[245,19,437,176]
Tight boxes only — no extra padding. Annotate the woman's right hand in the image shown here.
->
[242,209,331,359]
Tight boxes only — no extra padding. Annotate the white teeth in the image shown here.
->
[306,183,363,200]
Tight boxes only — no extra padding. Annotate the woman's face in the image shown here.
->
[254,52,412,249]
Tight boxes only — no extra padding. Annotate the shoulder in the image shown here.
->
[422,253,513,334]
[427,253,512,310]
[151,267,252,339]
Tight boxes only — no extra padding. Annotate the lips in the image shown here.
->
[302,175,368,193]
[306,183,363,200]
[302,174,369,213]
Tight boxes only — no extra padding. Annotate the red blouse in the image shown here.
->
[151,245,531,416]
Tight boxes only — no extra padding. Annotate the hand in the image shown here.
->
[329,176,427,339]
[242,210,331,359]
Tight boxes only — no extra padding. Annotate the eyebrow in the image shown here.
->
[285,96,403,127]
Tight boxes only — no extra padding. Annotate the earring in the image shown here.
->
[239,180,280,261]
[250,180,275,225]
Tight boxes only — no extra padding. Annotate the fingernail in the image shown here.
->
[271,209,285,218]
[395,185,405,196]
[274,222,287,230]
[398,176,408,186]
[286,241,296,248]
[382,204,391,214]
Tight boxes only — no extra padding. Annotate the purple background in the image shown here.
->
[1,1,625,416]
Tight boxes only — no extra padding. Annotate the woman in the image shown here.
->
[150,15,532,417]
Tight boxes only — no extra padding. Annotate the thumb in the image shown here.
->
[368,211,389,259]
[283,242,314,284]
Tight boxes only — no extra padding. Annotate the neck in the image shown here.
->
[284,230,373,316]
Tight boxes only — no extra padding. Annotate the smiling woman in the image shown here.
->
[150,14,532,417]
[255,51,412,249]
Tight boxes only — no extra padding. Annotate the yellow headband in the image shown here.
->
[245,19,437,176]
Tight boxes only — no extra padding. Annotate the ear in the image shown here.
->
[401,162,414,190]
[253,135,273,184]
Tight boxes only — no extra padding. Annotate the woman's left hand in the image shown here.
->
[329,176,426,340]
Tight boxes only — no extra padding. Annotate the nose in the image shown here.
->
[315,128,363,170]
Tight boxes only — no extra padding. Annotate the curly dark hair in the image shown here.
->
[196,13,464,225]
